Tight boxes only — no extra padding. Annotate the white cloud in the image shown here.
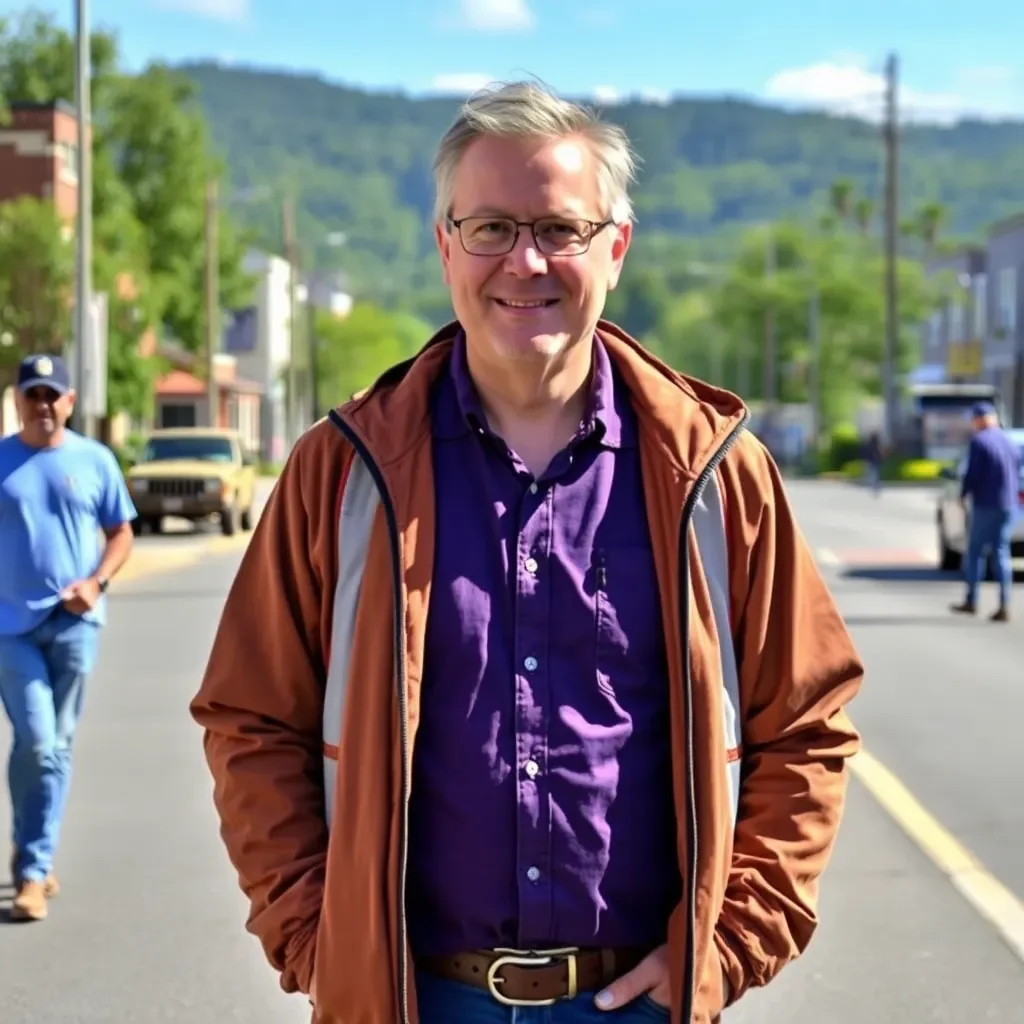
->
[590,85,670,106]
[763,56,1023,125]
[456,0,535,31]
[153,0,249,22]
[592,85,620,105]
[430,72,496,94]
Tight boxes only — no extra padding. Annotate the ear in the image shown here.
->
[606,221,632,291]
[435,220,453,287]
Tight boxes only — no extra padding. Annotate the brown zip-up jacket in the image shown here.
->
[191,320,863,1024]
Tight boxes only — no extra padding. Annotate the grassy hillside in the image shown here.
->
[180,61,1024,301]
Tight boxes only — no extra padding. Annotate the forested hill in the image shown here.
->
[179,60,1024,297]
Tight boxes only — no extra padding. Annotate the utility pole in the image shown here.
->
[282,196,298,444]
[808,283,821,455]
[205,178,219,427]
[73,0,94,437]
[762,227,777,449]
[882,53,900,445]
[308,290,320,422]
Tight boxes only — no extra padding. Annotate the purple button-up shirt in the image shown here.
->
[407,335,680,957]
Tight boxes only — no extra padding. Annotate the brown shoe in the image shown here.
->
[9,849,59,898]
[10,880,48,921]
[990,607,1010,623]
[950,601,977,615]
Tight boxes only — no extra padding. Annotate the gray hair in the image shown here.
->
[432,80,639,226]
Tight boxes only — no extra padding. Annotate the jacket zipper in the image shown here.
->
[328,410,412,1024]
[676,414,748,1023]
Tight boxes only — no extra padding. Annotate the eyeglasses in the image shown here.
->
[448,216,614,257]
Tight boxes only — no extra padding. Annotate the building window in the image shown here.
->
[997,267,1017,337]
[57,141,78,182]
[973,274,987,338]
[160,402,197,428]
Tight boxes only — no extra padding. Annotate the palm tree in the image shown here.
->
[853,196,875,235]
[916,202,947,260]
[829,179,854,220]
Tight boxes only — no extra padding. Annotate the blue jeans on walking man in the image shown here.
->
[964,506,1016,611]
[0,608,98,884]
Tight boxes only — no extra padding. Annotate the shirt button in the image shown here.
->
[524,759,540,778]
[526,866,541,882]
[523,656,538,672]
[524,556,538,573]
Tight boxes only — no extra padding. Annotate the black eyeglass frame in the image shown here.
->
[446,215,616,257]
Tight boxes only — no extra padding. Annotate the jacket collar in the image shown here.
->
[338,319,749,479]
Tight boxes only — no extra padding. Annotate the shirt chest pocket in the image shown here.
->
[47,472,100,516]
[592,545,665,678]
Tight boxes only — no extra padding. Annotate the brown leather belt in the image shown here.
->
[417,946,649,1006]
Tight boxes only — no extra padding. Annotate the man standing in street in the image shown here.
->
[192,81,864,1023]
[951,401,1021,622]
[0,354,136,921]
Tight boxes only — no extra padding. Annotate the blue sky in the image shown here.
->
[4,0,1024,122]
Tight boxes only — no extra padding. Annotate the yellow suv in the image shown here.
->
[126,427,257,537]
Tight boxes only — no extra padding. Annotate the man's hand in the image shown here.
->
[595,944,671,1011]
[61,577,102,615]
[594,944,732,1013]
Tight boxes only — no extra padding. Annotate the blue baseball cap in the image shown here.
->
[17,353,71,395]
[971,400,996,419]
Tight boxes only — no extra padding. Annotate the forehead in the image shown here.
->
[452,134,603,218]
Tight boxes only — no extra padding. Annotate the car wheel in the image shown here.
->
[240,506,253,532]
[938,516,961,571]
[221,503,238,537]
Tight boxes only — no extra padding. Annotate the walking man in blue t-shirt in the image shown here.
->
[951,401,1021,623]
[0,354,136,921]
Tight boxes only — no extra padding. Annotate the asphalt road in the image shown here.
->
[0,477,1021,1022]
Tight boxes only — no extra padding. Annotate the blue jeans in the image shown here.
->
[0,608,99,883]
[964,506,1016,609]
[415,970,670,1023]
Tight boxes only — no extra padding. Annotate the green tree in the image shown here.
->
[105,64,253,351]
[314,303,431,408]
[0,196,74,368]
[667,219,940,433]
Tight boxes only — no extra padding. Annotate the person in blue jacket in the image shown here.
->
[951,401,1021,622]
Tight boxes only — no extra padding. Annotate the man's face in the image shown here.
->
[436,133,631,367]
[16,384,75,443]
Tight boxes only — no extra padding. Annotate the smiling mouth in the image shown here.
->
[494,298,559,309]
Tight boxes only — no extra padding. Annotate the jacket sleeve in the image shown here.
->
[715,437,864,1005]
[190,427,341,996]
[959,438,980,500]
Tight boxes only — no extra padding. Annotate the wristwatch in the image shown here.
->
[97,575,109,594]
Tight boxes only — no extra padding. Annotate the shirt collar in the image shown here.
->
[433,331,633,449]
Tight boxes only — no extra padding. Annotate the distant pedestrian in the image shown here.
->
[863,431,884,496]
[0,354,136,921]
[951,401,1021,623]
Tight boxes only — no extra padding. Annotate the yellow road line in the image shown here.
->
[851,749,1024,963]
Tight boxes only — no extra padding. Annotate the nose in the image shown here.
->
[503,227,548,276]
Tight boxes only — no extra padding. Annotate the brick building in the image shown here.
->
[0,100,85,222]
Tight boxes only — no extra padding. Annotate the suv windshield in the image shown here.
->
[141,436,234,463]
